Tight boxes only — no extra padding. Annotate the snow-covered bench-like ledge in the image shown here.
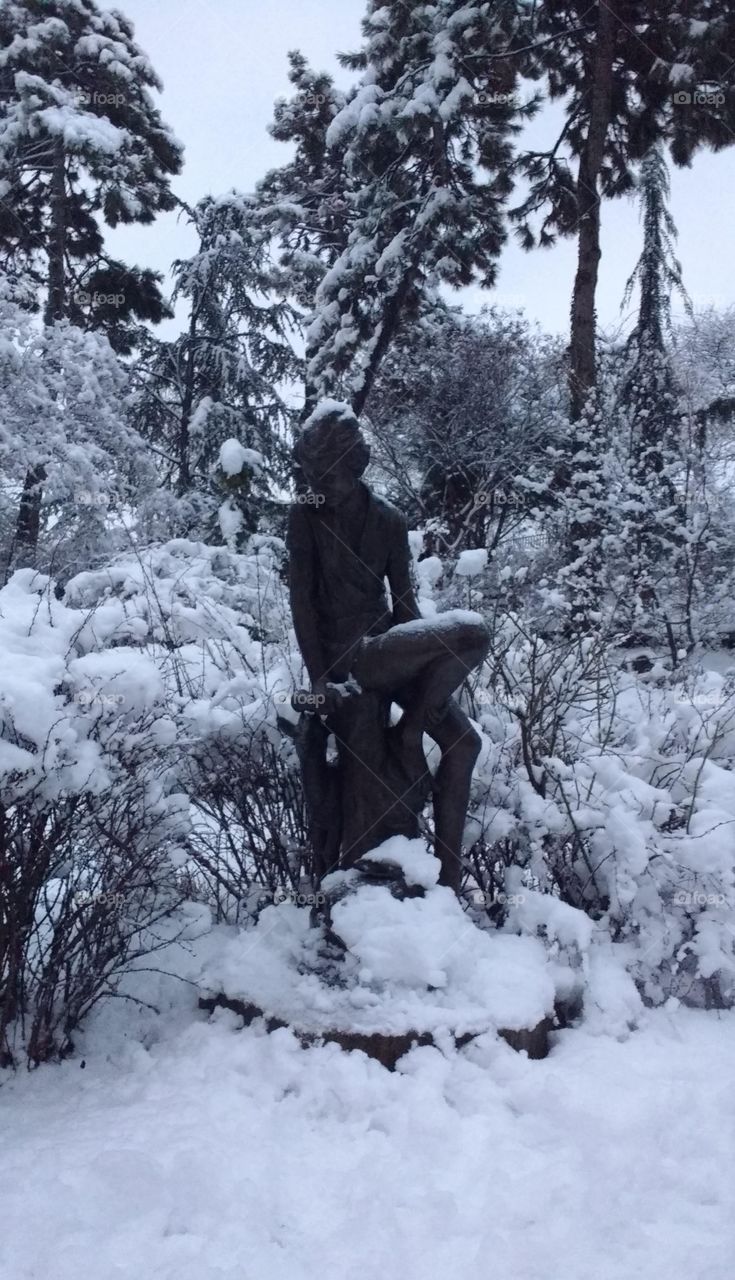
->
[198,839,557,1068]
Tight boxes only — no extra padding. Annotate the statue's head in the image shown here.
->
[294,399,370,508]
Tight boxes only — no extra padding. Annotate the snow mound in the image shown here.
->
[199,840,556,1040]
[356,835,441,888]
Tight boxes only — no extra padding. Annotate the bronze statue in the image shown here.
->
[287,402,489,894]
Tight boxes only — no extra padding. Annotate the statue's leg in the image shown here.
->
[352,620,488,891]
[395,627,489,741]
[295,714,340,882]
[353,619,489,778]
[421,700,482,893]
[353,618,489,706]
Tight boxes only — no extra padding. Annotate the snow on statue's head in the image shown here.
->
[294,400,370,507]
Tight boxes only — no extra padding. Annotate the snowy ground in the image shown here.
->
[1,1003,733,1280]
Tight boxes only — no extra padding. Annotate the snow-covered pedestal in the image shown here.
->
[199,840,556,1067]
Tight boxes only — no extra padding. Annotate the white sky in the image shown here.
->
[105,0,735,338]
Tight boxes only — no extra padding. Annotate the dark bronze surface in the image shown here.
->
[287,404,489,893]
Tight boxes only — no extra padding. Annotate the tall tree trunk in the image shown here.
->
[569,0,617,421]
[564,1,618,626]
[13,467,45,571]
[45,137,67,328]
[14,139,66,569]
[176,305,198,496]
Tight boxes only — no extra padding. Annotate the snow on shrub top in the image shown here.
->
[456,548,488,577]
[218,439,263,476]
[0,537,290,808]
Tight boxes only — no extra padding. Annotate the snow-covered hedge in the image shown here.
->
[0,536,307,1063]
[411,532,735,1008]
[462,615,735,1009]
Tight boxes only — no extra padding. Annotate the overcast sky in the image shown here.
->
[105,0,735,339]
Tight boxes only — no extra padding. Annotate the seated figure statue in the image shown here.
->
[286,401,490,894]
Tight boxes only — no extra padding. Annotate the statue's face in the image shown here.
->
[301,456,359,509]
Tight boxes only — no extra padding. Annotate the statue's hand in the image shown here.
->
[312,678,347,718]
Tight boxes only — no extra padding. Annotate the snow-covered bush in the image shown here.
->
[462,613,735,1008]
[0,567,189,1064]
[0,535,310,1063]
[63,536,314,909]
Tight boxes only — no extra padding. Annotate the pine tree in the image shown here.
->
[0,0,182,563]
[365,305,564,552]
[514,1,735,420]
[553,384,618,629]
[512,2,734,619]
[257,50,354,314]
[304,0,537,413]
[207,14,534,417]
[0,0,182,327]
[622,144,689,476]
[130,195,301,541]
[618,145,691,650]
[174,51,356,427]
[0,286,154,581]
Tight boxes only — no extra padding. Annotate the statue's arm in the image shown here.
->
[287,506,327,685]
[387,515,422,625]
